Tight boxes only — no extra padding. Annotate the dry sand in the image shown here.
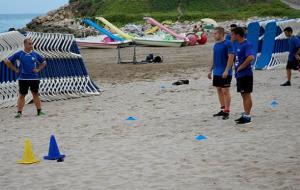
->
[0,43,300,190]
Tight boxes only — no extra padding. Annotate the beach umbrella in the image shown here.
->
[201,18,218,27]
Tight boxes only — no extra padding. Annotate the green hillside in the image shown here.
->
[69,0,300,24]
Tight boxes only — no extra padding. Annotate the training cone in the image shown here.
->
[17,138,40,164]
[195,135,207,141]
[271,100,279,108]
[44,135,65,160]
[127,117,137,121]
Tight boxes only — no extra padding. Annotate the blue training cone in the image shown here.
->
[195,135,207,141]
[127,117,137,121]
[271,100,279,108]
[44,135,65,160]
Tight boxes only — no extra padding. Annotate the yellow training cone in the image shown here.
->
[17,138,40,164]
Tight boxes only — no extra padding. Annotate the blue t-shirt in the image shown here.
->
[8,50,45,80]
[225,34,231,41]
[225,34,239,53]
[288,36,300,62]
[232,40,239,54]
[234,40,254,78]
[213,40,234,76]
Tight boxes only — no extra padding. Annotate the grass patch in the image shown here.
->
[70,0,300,24]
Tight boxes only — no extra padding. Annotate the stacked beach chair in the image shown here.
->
[0,31,100,108]
[248,18,300,70]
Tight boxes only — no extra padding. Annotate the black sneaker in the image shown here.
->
[180,80,189,84]
[172,81,183,85]
[15,112,22,119]
[213,110,225,117]
[37,111,46,116]
[222,112,230,120]
[280,81,291,86]
[235,113,245,122]
[235,116,241,122]
[235,116,252,124]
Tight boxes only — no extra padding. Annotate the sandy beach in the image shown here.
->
[1,43,300,190]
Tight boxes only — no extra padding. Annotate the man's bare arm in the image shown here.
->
[208,62,214,79]
[295,48,300,60]
[222,54,234,78]
[33,61,47,73]
[3,59,19,73]
[237,55,254,72]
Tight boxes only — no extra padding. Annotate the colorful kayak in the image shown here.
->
[76,36,130,49]
[135,38,184,47]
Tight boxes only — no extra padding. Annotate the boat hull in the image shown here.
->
[76,40,130,49]
[134,38,183,47]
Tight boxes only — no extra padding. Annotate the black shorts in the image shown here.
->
[237,76,253,94]
[213,75,232,88]
[19,80,40,95]
[286,60,300,70]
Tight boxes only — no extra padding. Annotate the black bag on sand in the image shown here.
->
[153,56,163,63]
[172,80,189,85]
[143,54,163,64]
[146,54,154,62]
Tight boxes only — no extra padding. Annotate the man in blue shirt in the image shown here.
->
[231,27,255,124]
[208,27,235,120]
[225,24,239,56]
[280,27,300,86]
[225,24,237,41]
[4,38,47,118]
[243,27,248,39]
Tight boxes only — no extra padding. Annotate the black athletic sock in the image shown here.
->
[37,109,42,115]
[18,111,22,114]
[220,106,225,110]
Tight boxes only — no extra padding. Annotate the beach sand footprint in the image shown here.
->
[47,113,59,117]
[234,123,254,132]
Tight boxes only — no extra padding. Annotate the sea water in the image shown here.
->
[0,14,41,33]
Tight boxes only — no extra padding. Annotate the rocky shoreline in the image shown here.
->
[23,3,98,37]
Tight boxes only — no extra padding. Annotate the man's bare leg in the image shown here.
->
[222,88,231,111]
[220,87,231,119]
[217,87,225,108]
[241,93,252,115]
[32,91,44,116]
[15,94,26,118]
[17,94,26,112]
[287,69,292,82]
[213,88,226,117]
[281,69,292,86]
[32,92,41,110]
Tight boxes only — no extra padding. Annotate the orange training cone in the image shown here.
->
[17,138,40,164]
